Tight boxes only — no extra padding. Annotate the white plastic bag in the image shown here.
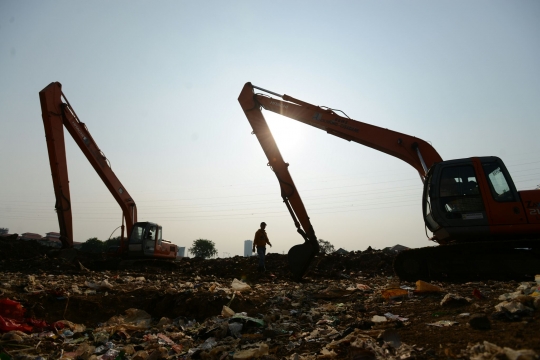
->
[231,279,251,292]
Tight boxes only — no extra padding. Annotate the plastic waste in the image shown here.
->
[157,333,174,345]
[156,317,172,327]
[494,300,534,315]
[498,290,522,301]
[427,320,458,327]
[0,299,25,319]
[61,329,74,338]
[230,314,265,327]
[93,331,109,344]
[101,349,120,360]
[228,322,243,338]
[472,288,485,300]
[0,298,53,333]
[233,343,269,359]
[231,278,252,292]
[200,337,217,350]
[371,315,387,323]
[221,305,235,318]
[357,284,371,290]
[415,280,443,293]
[85,280,114,290]
[384,313,408,321]
[381,288,409,300]
[98,308,152,332]
[440,293,471,306]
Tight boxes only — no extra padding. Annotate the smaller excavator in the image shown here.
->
[238,82,540,281]
[40,82,178,260]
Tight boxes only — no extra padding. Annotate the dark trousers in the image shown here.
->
[256,246,266,271]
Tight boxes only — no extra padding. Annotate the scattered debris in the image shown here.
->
[0,238,538,358]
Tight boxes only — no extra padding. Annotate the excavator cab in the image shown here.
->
[423,156,530,244]
[127,222,177,259]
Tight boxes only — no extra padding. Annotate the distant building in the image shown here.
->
[40,232,62,248]
[384,244,409,253]
[20,233,42,241]
[45,232,61,239]
[0,228,8,236]
[177,247,185,258]
[244,240,253,257]
[335,248,349,255]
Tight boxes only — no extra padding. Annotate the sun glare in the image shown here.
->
[264,111,307,156]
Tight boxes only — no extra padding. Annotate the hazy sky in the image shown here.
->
[1,1,539,257]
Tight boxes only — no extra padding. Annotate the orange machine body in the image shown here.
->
[238,82,539,278]
[40,82,177,259]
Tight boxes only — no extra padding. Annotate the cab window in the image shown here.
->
[482,162,515,202]
[129,224,145,244]
[146,226,156,240]
[439,166,484,218]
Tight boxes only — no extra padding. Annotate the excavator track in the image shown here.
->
[394,240,540,282]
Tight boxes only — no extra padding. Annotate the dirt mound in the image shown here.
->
[0,238,49,260]
[0,238,398,280]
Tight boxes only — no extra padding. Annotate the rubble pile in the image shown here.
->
[0,239,538,359]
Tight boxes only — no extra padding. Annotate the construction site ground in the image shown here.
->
[0,237,538,359]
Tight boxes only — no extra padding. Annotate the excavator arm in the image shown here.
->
[239,83,319,279]
[39,82,137,251]
[242,83,443,180]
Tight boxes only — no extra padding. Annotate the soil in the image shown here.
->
[0,237,538,359]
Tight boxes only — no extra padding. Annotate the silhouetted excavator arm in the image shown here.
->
[239,83,319,279]
[40,82,137,250]
[244,83,443,180]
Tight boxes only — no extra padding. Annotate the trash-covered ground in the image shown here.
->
[0,238,539,359]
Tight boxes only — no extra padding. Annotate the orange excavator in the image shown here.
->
[40,82,178,260]
[239,82,540,280]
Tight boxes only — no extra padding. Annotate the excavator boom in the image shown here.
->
[250,84,443,180]
[40,82,136,251]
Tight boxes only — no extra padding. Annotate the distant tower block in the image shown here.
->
[177,247,185,257]
[244,240,253,257]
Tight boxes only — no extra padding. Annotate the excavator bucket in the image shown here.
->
[287,240,319,281]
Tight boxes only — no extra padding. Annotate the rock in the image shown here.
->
[156,317,172,327]
[534,297,540,310]
[469,313,491,330]
[132,350,149,360]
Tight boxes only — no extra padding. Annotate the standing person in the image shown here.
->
[252,222,272,272]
